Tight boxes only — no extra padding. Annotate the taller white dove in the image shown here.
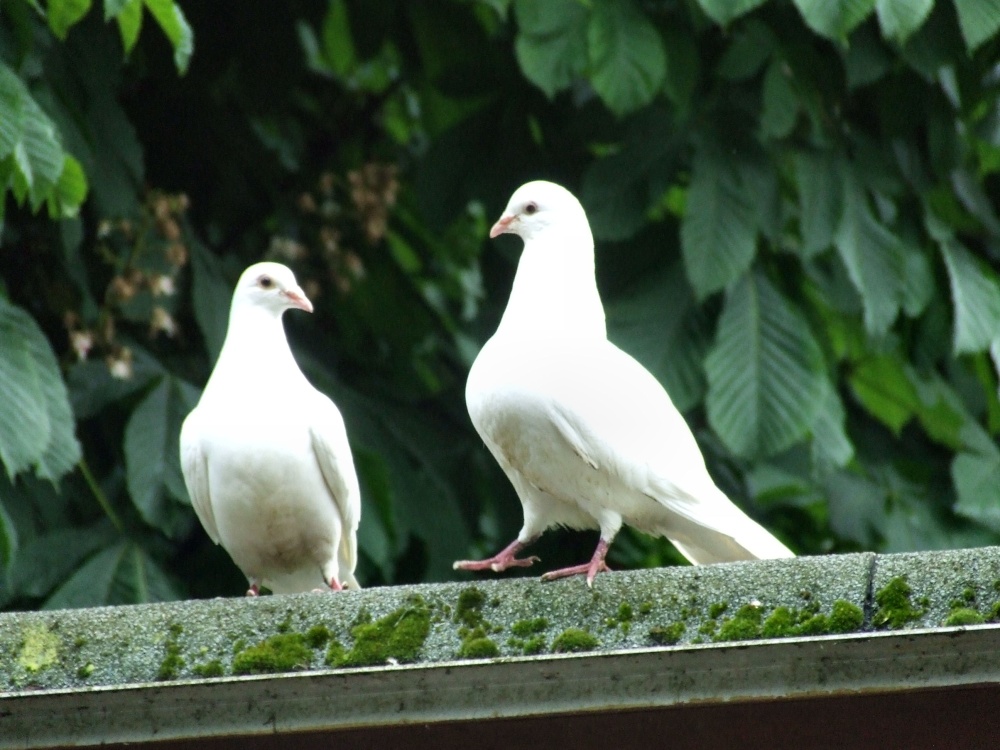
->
[180,261,361,595]
[454,181,793,586]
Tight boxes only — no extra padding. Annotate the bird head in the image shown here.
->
[233,262,313,316]
[490,180,588,241]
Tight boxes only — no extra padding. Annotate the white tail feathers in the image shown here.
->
[667,507,794,565]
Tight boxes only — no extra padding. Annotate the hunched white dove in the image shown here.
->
[180,261,361,595]
[453,181,794,586]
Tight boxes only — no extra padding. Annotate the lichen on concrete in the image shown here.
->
[4,548,1000,693]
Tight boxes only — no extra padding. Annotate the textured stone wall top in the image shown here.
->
[3,546,1000,693]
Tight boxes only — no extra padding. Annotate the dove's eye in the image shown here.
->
[524,202,538,215]
[258,276,274,289]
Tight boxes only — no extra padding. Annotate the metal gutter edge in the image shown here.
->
[3,624,999,748]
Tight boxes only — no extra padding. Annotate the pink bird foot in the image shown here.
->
[246,581,261,597]
[328,577,344,592]
[540,539,612,587]
[453,538,540,573]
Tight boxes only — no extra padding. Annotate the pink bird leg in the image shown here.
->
[453,537,540,572]
[540,539,612,587]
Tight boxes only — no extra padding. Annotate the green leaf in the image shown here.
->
[66,344,164,419]
[0,65,27,161]
[47,155,88,219]
[834,174,904,335]
[795,150,842,257]
[606,261,709,412]
[321,0,357,77]
[587,0,666,117]
[793,0,876,41]
[705,271,826,457]
[662,22,700,111]
[114,0,143,53]
[142,0,194,74]
[124,375,201,536]
[10,523,117,599]
[848,354,919,433]
[47,0,92,39]
[696,0,769,25]
[103,0,130,19]
[760,59,799,139]
[716,19,775,80]
[953,0,1000,53]
[681,139,758,299]
[939,239,1000,354]
[875,0,933,43]
[0,499,16,572]
[823,471,885,547]
[900,244,934,317]
[0,297,81,481]
[513,0,589,98]
[191,244,232,362]
[952,441,1000,534]
[43,540,180,609]
[15,98,66,209]
[811,378,855,471]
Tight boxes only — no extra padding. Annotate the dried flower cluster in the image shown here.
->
[268,162,399,298]
[66,191,191,379]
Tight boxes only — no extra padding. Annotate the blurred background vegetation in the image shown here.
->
[3,0,1000,609]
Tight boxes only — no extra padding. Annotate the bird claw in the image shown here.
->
[328,577,344,592]
[453,553,540,573]
[540,539,613,586]
[245,582,261,597]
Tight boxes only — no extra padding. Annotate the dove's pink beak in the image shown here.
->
[490,214,515,239]
[284,288,314,313]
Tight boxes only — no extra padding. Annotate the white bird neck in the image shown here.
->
[205,303,304,395]
[496,227,607,340]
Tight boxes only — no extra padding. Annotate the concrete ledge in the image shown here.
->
[3,547,1000,747]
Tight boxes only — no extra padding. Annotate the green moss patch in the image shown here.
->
[304,625,331,648]
[157,624,185,681]
[714,604,763,642]
[17,625,60,674]
[330,596,432,668]
[193,660,225,678]
[511,618,549,637]
[455,587,487,628]
[232,633,313,675]
[459,637,500,659]
[648,622,685,646]
[944,608,985,627]
[551,628,599,653]
[873,576,925,629]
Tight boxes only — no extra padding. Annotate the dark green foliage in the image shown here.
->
[4,0,1000,612]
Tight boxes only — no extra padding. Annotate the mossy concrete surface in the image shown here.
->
[1,546,1000,690]
[1,552,876,692]
[5,548,1000,747]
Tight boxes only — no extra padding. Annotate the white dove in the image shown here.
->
[180,262,361,595]
[454,181,793,586]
